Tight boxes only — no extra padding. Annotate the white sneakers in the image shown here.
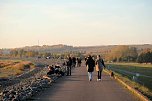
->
[89,79,101,81]
[97,79,101,81]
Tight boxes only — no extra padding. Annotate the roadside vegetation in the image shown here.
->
[107,63,152,100]
[0,60,35,78]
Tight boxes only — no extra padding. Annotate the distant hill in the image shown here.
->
[129,44,152,50]
[22,44,73,53]
[21,44,117,53]
[20,44,152,53]
[1,44,152,54]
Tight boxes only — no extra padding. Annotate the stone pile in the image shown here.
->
[0,66,65,101]
[0,67,44,88]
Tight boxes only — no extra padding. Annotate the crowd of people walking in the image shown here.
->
[65,54,106,81]
[65,56,82,76]
[44,54,105,82]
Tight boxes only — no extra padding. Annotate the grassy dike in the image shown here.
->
[105,63,152,100]
[0,60,35,78]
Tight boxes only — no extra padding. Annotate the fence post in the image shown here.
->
[132,73,140,82]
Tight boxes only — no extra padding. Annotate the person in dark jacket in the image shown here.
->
[47,65,55,75]
[86,55,95,81]
[72,57,76,68]
[77,57,82,67]
[43,65,54,80]
[66,56,72,76]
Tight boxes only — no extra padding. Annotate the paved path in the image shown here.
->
[32,63,139,101]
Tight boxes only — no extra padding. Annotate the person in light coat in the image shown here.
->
[95,55,106,81]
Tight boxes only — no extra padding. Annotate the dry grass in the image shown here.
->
[0,60,35,78]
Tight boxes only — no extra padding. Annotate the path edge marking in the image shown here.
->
[104,69,149,101]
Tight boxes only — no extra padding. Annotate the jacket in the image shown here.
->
[86,57,95,72]
[95,59,105,71]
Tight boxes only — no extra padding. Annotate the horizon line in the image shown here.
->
[0,43,152,49]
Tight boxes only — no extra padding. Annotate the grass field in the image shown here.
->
[0,60,35,78]
[0,58,65,78]
[107,63,152,99]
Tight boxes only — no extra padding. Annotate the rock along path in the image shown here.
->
[31,63,139,101]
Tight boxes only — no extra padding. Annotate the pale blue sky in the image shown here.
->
[0,0,152,48]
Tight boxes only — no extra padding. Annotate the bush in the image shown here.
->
[137,51,152,63]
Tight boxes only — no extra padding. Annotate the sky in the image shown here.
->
[0,0,152,48]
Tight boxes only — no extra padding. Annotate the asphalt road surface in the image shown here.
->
[31,63,139,101]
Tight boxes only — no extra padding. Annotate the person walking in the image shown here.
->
[95,55,106,81]
[66,56,72,76]
[86,55,95,81]
[77,58,82,67]
[72,57,76,68]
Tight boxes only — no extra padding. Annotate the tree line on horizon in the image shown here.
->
[0,45,152,63]
[2,49,83,59]
[104,45,152,63]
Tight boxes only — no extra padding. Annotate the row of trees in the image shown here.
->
[137,51,152,63]
[105,46,138,62]
[104,45,152,63]
[10,49,39,57]
[1,46,152,63]
[9,49,83,59]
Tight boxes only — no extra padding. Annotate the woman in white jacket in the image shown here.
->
[95,55,106,81]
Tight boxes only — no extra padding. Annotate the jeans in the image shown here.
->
[97,69,103,79]
[88,72,93,80]
[67,66,71,76]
